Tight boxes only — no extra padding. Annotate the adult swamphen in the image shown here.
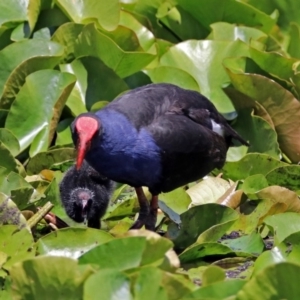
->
[71,83,249,230]
[59,160,115,229]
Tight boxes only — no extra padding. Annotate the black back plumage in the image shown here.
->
[108,83,247,146]
[105,83,248,194]
[59,160,115,229]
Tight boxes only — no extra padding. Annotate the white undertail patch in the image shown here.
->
[211,120,225,137]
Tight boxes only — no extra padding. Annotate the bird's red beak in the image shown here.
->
[75,116,99,170]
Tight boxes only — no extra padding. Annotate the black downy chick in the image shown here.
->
[59,160,115,229]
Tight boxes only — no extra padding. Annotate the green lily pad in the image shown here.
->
[155,271,195,299]
[220,232,264,256]
[183,279,246,299]
[266,165,300,192]
[75,23,156,78]
[156,3,206,40]
[249,47,300,95]
[179,234,264,263]
[202,265,225,286]
[159,187,191,215]
[78,236,146,270]
[83,268,132,300]
[104,190,138,221]
[0,0,40,32]
[56,0,120,31]
[0,128,20,157]
[254,231,300,275]
[225,58,300,163]
[26,148,75,175]
[288,22,300,59]
[10,256,91,300]
[224,87,281,158]
[122,0,180,43]
[61,55,129,112]
[120,10,155,52]
[129,267,167,300]
[264,212,300,245]
[159,39,250,113]
[123,230,178,271]
[179,242,250,264]
[51,22,84,62]
[0,225,35,271]
[36,227,114,259]
[59,60,88,116]
[79,233,174,271]
[79,56,129,110]
[37,177,64,218]
[208,22,267,43]
[230,186,300,234]
[237,262,300,300]
[221,153,286,181]
[168,204,239,249]
[0,39,64,109]
[5,70,76,156]
[0,143,18,173]
[242,174,269,196]
[177,0,276,34]
[0,169,34,209]
[146,66,200,92]
[55,118,73,146]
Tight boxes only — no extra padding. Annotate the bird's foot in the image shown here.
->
[129,208,157,230]
[130,190,158,231]
[130,219,145,230]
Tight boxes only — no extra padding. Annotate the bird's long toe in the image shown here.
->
[130,218,146,230]
[130,194,158,231]
[129,208,157,230]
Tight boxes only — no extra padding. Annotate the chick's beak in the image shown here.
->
[81,199,89,224]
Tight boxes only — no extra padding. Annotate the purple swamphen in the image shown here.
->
[71,83,249,230]
[59,160,115,229]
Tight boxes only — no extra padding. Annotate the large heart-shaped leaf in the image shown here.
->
[5,70,76,156]
[0,40,64,109]
[75,23,156,78]
[167,204,238,249]
[225,57,300,163]
[221,153,286,181]
[10,256,90,300]
[56,0,120,31]
[0,225,35,271]
[159,39,251,113]
[237,262,300,300]
[36,227,114,259]
[0,0,41,32]
[177,0,276,34]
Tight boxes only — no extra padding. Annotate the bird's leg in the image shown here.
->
[130,187,150,229]
[144,195,158,231]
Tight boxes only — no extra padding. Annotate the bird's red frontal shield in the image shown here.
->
[75,117,99,170]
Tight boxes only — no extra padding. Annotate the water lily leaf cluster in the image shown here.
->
[1,0,300,298]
